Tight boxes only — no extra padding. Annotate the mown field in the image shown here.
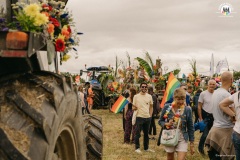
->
[91,110,208,160]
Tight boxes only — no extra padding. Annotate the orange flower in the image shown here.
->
[47,23,54,33]
[61,25,70,39]
[41,12,49,18]
[61,29,70,39]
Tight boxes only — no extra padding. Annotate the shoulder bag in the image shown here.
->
[160,118,181,147]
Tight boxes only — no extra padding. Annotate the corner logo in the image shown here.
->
[217,3,236,17]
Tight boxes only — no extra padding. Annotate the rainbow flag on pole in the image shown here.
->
[111,95,129,113]
[160,72,180,108]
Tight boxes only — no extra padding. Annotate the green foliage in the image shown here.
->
[233,71,240,80]
[9,10,42,32]
[135,57,153,78]
[145,51,154,70]
[163,69,181,78]
[99,73,114,88]
[188,59,198,79]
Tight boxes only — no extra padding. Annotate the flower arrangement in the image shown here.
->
[5,0,80,64]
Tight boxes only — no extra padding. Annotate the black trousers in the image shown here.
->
[149,116,156,135]
[198,109,213,153]
[135,117,151,150]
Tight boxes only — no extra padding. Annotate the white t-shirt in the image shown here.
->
[133,93,153,118]
[212,88,233,128]
[229,92,240,134]
[198,90,213,113]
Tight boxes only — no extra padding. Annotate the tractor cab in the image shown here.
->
[80,66,113,109]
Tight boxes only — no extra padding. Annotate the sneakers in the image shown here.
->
[144,149,155,153]
[135,148,142,153]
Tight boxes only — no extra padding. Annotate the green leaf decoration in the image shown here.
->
[145,51,154,69]
[135,57,153,78]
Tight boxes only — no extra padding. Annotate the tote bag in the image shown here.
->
[160,118,181,147]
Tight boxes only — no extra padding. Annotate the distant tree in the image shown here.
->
[188,59,198,81]
[233,71,240,80]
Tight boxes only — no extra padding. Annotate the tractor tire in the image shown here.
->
[108,98,115,112]
[82,114,103,160]
[0,72,86,160]
[92,89,102,109]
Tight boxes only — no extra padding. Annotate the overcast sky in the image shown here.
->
[59,0,240,76]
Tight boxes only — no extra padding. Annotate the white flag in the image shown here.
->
[215,58,229,74]
[210,54,214,77]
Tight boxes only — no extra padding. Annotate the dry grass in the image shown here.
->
[92,109,207,160]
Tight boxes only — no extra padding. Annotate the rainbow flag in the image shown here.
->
[160,72,180,108]
[111,95,129,113]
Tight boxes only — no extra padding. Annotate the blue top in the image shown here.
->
[159,104,194,142]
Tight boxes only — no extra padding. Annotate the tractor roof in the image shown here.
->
[86,66,110,72]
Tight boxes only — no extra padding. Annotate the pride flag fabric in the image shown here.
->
[111,95,129,113]
[160,72,180,108]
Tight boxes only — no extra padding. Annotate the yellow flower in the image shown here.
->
[24,3,41,17]
[62,54,71,61]
[57,34,65,40]
[34,13,49,26]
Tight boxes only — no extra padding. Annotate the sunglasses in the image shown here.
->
[141,86,147,88]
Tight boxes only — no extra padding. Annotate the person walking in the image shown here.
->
[148,86,159,139]
[205,71,235,160]
[124,87,137,144]
[83,87,90,114]
[122,84,131,131]
[87,84,94,112]
[133,82,154,153]
[159,88,195,160]
[198,79,216,154]
[193,88,203,123]
[78,85,86,115]
[220,88,240,160]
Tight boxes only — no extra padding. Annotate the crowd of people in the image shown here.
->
[77,82,94,115]
[121,71,240,160]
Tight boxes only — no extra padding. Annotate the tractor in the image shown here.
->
[0,0,102,160]
[80,66,119,110]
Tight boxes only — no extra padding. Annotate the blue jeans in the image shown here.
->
[135,117,151,150]
[232,131,240,160]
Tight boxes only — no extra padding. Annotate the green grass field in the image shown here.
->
[91,109,208,160]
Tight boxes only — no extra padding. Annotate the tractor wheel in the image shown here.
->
[92,89,102,109]
[108,98,115,112]
[82,114,103,160]
[0,72,86,160]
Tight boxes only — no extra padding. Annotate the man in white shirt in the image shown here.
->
[198,79,216,154]
[133,82,154,153]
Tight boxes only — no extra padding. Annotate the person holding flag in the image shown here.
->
[124,87,137,144]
